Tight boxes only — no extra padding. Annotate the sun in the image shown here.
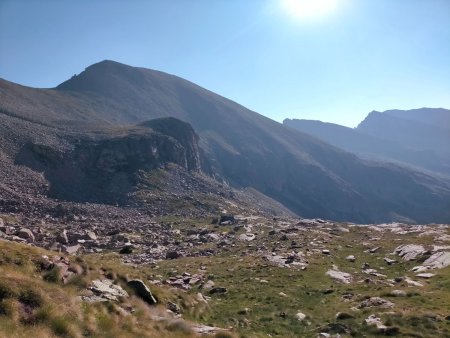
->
[281,0,338,19]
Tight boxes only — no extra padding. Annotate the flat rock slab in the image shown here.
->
[423,251,450,269]
[394,244,426,261]
[326,269,353,284]
[358,297,394,309]
[83,279,128,302]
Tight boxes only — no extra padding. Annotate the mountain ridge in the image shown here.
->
[1,60,450,223]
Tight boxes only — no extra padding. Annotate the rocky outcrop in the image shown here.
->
[16,118,202,204]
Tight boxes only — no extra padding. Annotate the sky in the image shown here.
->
[1,0,450,128]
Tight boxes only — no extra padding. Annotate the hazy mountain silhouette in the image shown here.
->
[1,60,450,223]
[383,108,450,130]
[284,118,450,176]
[357,110,450,157]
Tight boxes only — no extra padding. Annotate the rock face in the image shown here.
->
[17,118,202,204]
[127,279,157,305]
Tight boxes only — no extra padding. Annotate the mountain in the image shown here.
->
[383,108,450,130]
[283,118,450,176]
[1,60,450,223]
[357,110,450,157]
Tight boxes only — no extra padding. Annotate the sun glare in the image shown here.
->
[281,0,338,19]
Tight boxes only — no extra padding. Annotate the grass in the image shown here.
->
[0,239,212,338]
[0,218,449,337]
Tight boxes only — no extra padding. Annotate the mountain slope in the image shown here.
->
[283,118,450,176]
[1,60,450,223]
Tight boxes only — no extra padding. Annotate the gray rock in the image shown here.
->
[56,230,69,244]
[166,251,181,259]
[389,290,407,297]
[326,269,353,284]
[416,273,435,279]
[238,233,255,241]
[127,279,157,305]
[384,257,397,265]
[295,312,306,321]
[167,301,181,314]
[63,244,82,255]
[394,244,426,261]
[346,255,356,262]
[336,312,354,320]
[202,280,215,290]
[86,279,129,302]
[16,228,35,242]
[209,287,227,295]
[423,251,450,269]
[358,297,394,309]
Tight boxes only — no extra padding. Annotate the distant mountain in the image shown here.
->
[1,60,450,223]
[357,110,450,157]
[283,118,450,176]
[384,108,450,130]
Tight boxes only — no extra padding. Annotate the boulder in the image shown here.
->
[384,257,397,265]
[16,228,35,242]
[389,290,407,297]
[336,312,354,320]
[86,279,129,302]
[167,301,181,314]
[326,269,353,284]
[219,215,236,225]
[62,244,82,255]
[56,230,69,244]
[166,251,181,259]
[295,312,307,321]
[346,255,356,262]
[422,251,450,270]
[127,279,157,305]
[238,233,255,241]
[209,287,227,295]
[358,297,394,309]
[394,244,426,261]
[416,273,435,279]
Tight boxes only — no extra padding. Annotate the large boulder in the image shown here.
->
[326,269,353,284]
[127,279,157,305]
[394,244,426,261]
[85,279,129,302]
[16,228,35,242]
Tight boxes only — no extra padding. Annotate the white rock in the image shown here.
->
[326,269,353,284]
[423,251,450,269]
[394,244,426,261]
[295,312,306,321]
[346,255,356,262]
[238,233,256,241]
[416,273,435,279]
[404,277,423,287]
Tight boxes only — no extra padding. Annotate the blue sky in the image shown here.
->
[1,0,449,127]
